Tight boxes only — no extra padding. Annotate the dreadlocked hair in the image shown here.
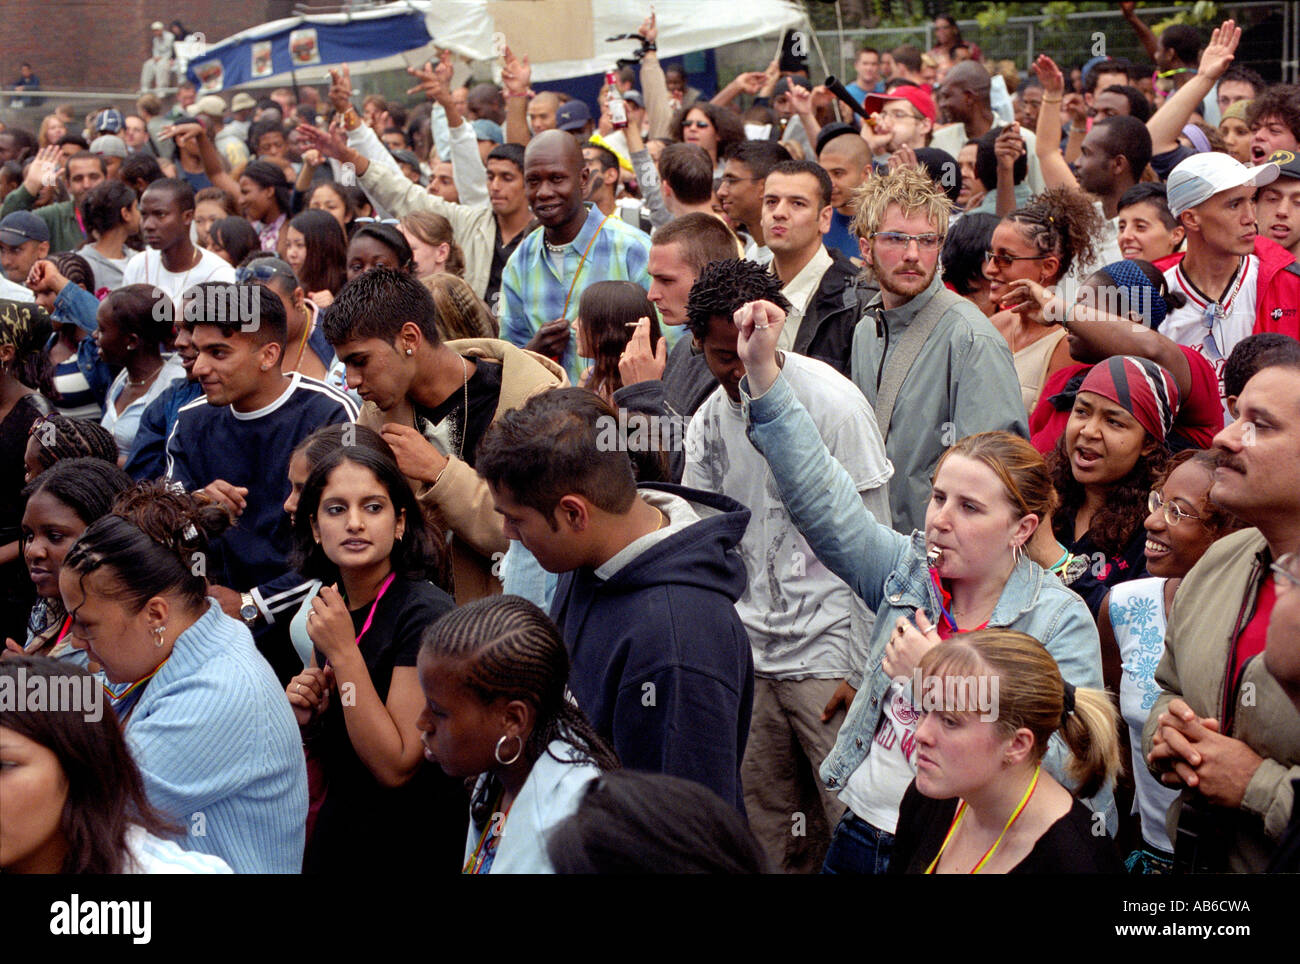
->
[1006,187,1103,284]
[1049,431,1168,558]
[26,414,118,474]
[419,596,620,773]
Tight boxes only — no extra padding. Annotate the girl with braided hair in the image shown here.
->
[424,274,498,341]
[983,187,1104,413]
[417,594,620,873]
[11,457,130,659]
[285,435,465,874]
[23,413,117,482]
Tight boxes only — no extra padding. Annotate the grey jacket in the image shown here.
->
[849,273,1028,533]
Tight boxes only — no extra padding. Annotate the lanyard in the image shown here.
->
[925,764,1041,873]
[560,210,616,319]
[463,790,514,874]
[353,571,396,647]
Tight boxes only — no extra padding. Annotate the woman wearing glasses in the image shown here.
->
[670,102,743,177]
[1098,449,1242,872]
[983,188,1103,413]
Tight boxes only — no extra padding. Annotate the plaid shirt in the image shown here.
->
[499,203,651,384]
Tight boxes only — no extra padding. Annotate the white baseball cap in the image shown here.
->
[1166,152,1279,218]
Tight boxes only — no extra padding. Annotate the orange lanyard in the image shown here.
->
[560,210,616,319]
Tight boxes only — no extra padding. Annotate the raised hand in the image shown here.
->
[639,10,657,44]
[328,63,354,114]
[1032,54,1065,98]
[1063,92,1088,127]
[25,259,69,296]
[407,60,450,105]
[733,299,785,397]
[1198,19,1240,81]
[295,121,349,161]
[22,145,62,195]
[994,123,1025,169]
[500,45,532,96]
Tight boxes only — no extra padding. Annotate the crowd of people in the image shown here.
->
[0,7,1298,877]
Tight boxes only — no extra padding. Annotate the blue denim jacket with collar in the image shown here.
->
[742,370,1114,824]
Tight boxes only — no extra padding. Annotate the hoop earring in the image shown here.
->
[494,733,523,766]
[1011,542,1023,567]
[153,625,166,648]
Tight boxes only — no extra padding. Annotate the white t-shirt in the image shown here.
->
[1162,254,1259,406]
[124,825,233,873]
[682,352,893,678]
[1109,577,1180,854]
[837,679,921,833]
[121,246,237,310]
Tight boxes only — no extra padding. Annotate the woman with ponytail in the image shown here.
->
[890,629,1123,873]
[59,481,308,873]
[417,595,620,874]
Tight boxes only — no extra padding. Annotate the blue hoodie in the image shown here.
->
[550,482,754,811]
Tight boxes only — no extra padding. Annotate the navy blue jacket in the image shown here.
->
[550,482,754,811]
[125,378,203,481]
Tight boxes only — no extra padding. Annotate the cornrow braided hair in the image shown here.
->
[420,596,620,774]
[1007,186,1103,283]
[27,414,118,474]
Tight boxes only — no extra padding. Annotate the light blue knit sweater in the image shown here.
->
[125,600,308,873]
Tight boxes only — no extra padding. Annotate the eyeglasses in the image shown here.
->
[354,216,400,225]
[871,231,943,251]
[983,250,1051,269]
[879,108,922,123]
[1148,490,1206,527]
[1272,551,1300,595]
[683,120,712,130]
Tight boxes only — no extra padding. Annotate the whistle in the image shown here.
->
[927,546,943,567]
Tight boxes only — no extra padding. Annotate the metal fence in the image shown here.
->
[813,2,1296,87]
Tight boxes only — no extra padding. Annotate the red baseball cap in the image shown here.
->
[863,84,936,123]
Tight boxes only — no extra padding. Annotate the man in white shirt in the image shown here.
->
[1160,151,1285,405]
[121,179,235,310]
[682,257,892,873]
[932,62,1046,196]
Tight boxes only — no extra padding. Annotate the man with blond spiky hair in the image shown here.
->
[848,164,1027,533]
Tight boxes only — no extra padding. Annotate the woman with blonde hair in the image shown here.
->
[37,114,67,150]
[740,281,1110,875]
[424,274,497,341]
[890,629,1123,873]
[399,211,465,282]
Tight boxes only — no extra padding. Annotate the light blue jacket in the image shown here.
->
[464,739,601,873]
[742,371,1113,823]
[125,600,308,873]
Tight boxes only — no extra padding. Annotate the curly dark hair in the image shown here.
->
[1049,430,1168,558]
[685,258,791,341]
[1006,186,1104,284]
[1246,84,1300,143]
[669,101,744,163]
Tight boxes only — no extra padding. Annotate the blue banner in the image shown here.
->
[187,12,432,92]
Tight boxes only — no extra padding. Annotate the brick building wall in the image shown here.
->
[1,0,333,93]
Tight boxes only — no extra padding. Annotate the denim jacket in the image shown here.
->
[742,370,1113,822]
[51,282,114,402]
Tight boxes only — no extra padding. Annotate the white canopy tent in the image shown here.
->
[426,0,807,82]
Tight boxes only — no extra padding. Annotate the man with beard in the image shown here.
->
[847,165,1026,534]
